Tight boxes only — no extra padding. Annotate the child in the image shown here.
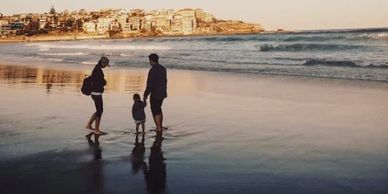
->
[132,93,147,133]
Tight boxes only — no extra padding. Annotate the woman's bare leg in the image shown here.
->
[86,113,96,130]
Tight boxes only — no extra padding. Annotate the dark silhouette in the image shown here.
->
[144,132,166,193]
[86,56,110,135]
[132,93,147,133]
[143,53,167,132]
[85,132,104,194]
[130,132,146,174]
[86,132,102,160]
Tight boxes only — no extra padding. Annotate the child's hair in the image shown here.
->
[133,93,141,101]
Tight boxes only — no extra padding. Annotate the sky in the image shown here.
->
[2,0,388,30]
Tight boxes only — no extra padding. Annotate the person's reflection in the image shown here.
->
[86,132,102,160]
[144,132,166,194]
[45,76,54,94]
[131,132,146,174]
[85,132,104,193]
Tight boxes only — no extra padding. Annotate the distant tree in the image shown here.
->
[50,6,56,14]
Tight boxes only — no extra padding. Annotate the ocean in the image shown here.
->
[0,28,388,81]
[1,29,388,193]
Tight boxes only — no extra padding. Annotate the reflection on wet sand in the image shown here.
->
[0,64,146,93]
[131,132,146,175]
[86,132,102,160]
[130,132,167,194]
[86,132,104,193]
[144,132,166,194]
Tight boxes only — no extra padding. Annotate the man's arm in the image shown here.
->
[143,69,153,101]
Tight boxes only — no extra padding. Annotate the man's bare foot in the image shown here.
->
[86,126,94,131]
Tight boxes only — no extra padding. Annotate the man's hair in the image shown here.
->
[149,53,159,63]
[133,93,140,101]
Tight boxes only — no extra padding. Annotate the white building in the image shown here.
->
[39,19,47,29]
[195,9,214,23]
[121,23,131,32]
[175,9,197,34]
[0,20,8,27]
[83,21,96,33]
[109,20,120,31]
[171,14,183,33]
[97,17,114,34]
[143,14,154,31]
[128,16,142,31]
[117,15,130,32]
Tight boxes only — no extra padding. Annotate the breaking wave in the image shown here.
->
[349,33,388,41]
[303,59,388,68]
[259,43,362,52]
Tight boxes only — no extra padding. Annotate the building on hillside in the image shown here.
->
[109,20,120,31]
[152,15,171,32]
[128,16,142,31]
[195,9,214,23]
[0,19,8,27]
[129,9,145,17]
[171,14,183,33]
[121,23,131,32]
[117,15,130,32]
[175,9,197,34]
[83,21,96,33]
[97,17,114,34]
[155,9,174,32]
[39,19,47,29]
[143,14,154,31]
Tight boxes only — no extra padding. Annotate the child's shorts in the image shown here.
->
[135,120,146,125]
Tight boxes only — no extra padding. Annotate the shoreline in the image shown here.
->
[1,61,388,194]
[2,59,387,85]
[0,31,263,44]
[1,62,388,89]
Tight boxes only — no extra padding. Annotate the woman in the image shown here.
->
[86,56,110,134]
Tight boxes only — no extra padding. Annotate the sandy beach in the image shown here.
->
[0,63,388,194]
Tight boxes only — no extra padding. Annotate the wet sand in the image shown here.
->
[0,64,388,194]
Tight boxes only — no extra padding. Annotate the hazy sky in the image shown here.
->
[2,0,388,30]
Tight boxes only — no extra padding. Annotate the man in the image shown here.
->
[143,53,167,132]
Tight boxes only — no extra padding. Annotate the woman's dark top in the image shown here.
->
[91,64,107,93]
[132,101,147,121]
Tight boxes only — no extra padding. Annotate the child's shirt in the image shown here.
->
[132,100,147,121]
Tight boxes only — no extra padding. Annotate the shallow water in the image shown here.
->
[0,64,388,194]
[1,28,388,81]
